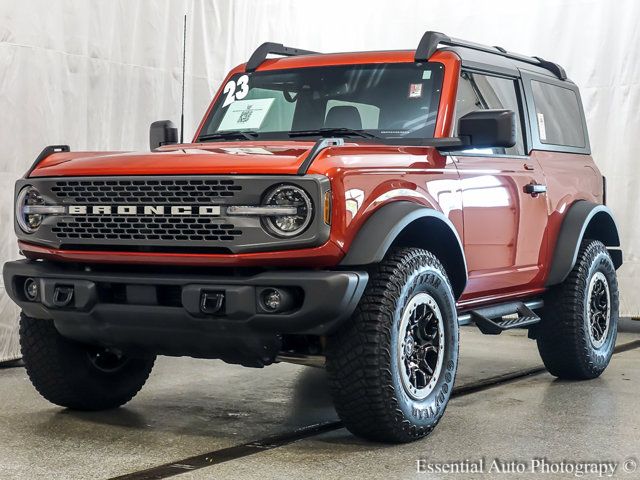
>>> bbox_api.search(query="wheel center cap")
[404,336,414,357]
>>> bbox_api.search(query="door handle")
[523,182,547,196]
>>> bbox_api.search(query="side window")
[530,80,585,148]
[454,72,525,156]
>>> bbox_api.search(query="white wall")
[1,0,638,359]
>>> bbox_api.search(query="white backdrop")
[1,0,638,360]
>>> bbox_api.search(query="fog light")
[259,287,298,313]
[23,278,39,301]
[262,288,282,311]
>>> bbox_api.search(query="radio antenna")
[179,14,187,144]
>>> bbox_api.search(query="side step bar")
[458,299,543,335]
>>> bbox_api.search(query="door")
[452,71,549,301]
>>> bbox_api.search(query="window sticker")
[537,112,547,141]
[217,98,275,131]
[409,83,423,98]
[222,74,250,107]
[422,70,432,80]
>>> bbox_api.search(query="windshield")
[197,63,444,142]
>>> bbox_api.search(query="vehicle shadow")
[36,362,339,442]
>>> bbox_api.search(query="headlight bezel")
[261,184,314,238]
[15,186,45,234]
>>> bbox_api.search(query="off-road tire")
[20,314,156,410]
[536,240,619,379]
[326,247,459,443]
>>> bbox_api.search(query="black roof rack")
[415,31,567,80]
[246,42,319,72]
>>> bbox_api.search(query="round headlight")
[262,184,313,238]
[16,186,45,233]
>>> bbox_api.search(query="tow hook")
[200,291,225,315]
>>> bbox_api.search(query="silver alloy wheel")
[587,271,611,349]
[397,292,445,400]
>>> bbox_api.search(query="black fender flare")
[545,200,622,287]
[340,201,468,298]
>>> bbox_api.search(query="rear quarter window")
[531,80,585,148]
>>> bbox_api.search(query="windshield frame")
[195,61,446,145]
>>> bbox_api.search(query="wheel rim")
[87,347,128,373]
[397,292,445,400]
[587,271,611,349]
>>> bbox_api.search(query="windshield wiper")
[288,128,380,139]
[197,131,259,142]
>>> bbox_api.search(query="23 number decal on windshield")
[222,74,250,107]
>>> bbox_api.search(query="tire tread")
[327,247,456,442]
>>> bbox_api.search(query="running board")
[458,299,543,335]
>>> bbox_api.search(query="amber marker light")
[324,191,332,225]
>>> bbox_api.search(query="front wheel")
[20,314,156,410]
[326,247,459,443]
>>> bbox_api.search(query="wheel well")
[390,217,467,299]
[546,201,622,286]
[583,210,620,247]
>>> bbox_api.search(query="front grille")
[18,174,329,253]
[51,216,242,243]
[50,178,242,204]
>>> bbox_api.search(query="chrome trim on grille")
[226,205,298,216]
[23,205,66,215]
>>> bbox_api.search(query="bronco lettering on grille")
[67,205,222,216]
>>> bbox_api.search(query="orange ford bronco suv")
[3,31,622,443]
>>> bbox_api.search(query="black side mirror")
[457,109,516,149]
[150,120,178,150]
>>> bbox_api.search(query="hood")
[29,141,320,177]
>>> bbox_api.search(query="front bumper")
[3,260,367,366]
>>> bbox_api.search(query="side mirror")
[457,109,516,149]
[150,120,178,150]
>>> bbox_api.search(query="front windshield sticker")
[222,74,250,107]
[217,98,275,131]
[409,83,423,98]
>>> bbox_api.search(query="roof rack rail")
[415,31,567,81]
[246,42,319,72]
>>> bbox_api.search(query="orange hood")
[28,141,321,177]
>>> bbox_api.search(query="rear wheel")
[326,248,459,443]
[20,314,155,410]
[536,240,619,379]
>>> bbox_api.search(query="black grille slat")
[51,215,241,243]
[51,179,242,204]
[47,178,246,247]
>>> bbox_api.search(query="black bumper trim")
[3,260,368,364]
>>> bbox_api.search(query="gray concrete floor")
[0,328,638,479]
